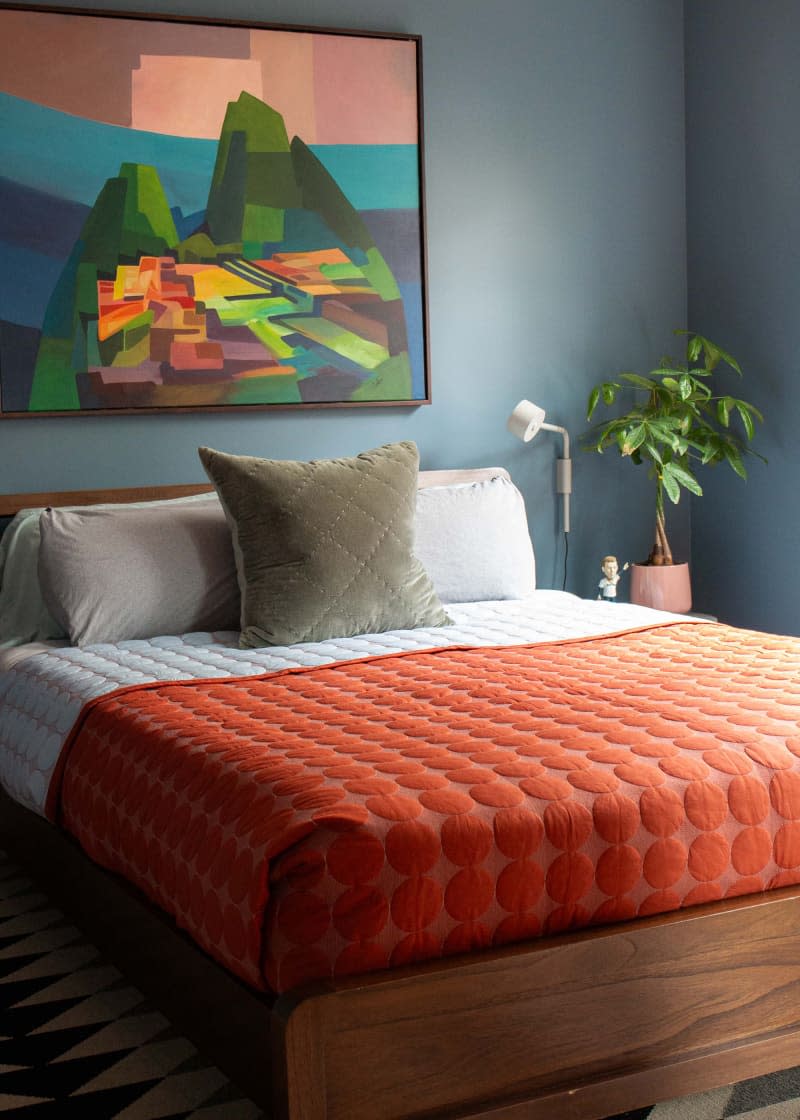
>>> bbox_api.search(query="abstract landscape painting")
[0,8,428,414]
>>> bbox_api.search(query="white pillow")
[0,492,221,649]
[414,476,535,603]
[0,509,64,649]
[38,499,240,647]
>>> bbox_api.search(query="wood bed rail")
[0,468,510,518]
[0,483,213,517]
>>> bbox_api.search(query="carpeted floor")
[2,850,799,1120]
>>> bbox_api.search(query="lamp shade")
[507,399,547,442]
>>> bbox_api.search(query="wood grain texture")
[0,483,213,516]
[0,468,509,517]
[274,888,800,1119]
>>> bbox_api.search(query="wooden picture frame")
[0,5,430,416]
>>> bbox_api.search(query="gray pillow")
[199,441,451,648]
[38,499,240,646]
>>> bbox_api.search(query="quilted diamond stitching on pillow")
[199,441,450,648]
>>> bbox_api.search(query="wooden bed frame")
[3,482,800,1120]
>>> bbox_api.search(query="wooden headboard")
[0,468,510,519]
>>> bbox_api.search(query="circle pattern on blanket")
[56,623,800,995]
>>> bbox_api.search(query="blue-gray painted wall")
[686,0,800,632]
[0,0,688,599]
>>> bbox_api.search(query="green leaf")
[678,375,693,400]
[621,373,659,390]
[723,444,747,479]
[602,383,617,405]
[642,441,663,465]
[736,403,755,440]
[686,335,702,363]
[714,342,742,375]
[622,423,647,454]
[587,386,600,419]
[665,461,703,496]
[661,377,680,392]
[661,469,681,503]
[717,397,732,426]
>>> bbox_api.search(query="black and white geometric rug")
[2,849,800,1120]
[0,852,264,1118]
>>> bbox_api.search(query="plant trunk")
[647,484,674,566]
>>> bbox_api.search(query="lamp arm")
[541,423,572,533]
[541,422,570,460]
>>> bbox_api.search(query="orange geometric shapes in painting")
[731,826,773,875]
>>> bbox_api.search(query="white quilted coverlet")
[0,592,681,816]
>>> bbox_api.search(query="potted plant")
[585,331,763,611]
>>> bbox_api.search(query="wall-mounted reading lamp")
[507,400,572,533]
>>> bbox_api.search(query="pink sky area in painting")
[1,11,417,144]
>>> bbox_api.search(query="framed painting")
[0,5,429,415]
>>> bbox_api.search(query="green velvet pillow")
[198,441,451,648]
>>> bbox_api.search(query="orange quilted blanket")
[52,622,800,993]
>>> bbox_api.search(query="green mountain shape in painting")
[29,163,178,410]
[27,94,412,411]
[204,91,300,247]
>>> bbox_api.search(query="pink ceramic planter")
[630,562,692,614]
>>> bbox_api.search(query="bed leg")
[271,995,328,1120]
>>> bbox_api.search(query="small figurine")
[597,555,629,601]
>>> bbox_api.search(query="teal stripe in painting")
[313,146,419,211]
[0,93,419,214]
